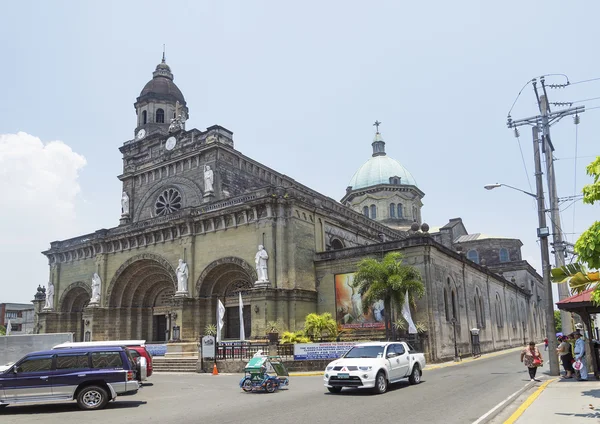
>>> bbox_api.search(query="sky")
[1,1,598,305]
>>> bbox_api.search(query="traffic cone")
[212,363,219,375]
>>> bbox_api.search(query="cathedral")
[38,57,546,361]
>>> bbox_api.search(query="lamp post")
[484,126,559,376]
[451,317,460,362]
[522,321,526,346]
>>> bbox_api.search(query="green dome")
[348,155,418,190]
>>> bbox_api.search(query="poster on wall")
[334,273,385,329]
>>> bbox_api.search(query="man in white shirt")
[573,332,588,381]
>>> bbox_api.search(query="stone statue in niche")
[121,191,130,216]
[44,281,54,310]
[255,245,269,283]
[176,259,189,294]
[90,273,102,304]
[204,165,214,193]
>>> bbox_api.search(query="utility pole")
[507,78,584,336]
[532,125,560,376]
[534,77,576,334]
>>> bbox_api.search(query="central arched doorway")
[197,258,256,339]
[107,254,177,341]
[59,282,91,341]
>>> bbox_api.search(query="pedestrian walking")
[556,336,574,379]
[521,341,543,382]
[544,337,549,351]
[572,331,588,381]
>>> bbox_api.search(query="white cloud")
[0,132,86,301]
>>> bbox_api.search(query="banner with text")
[293,342,356,360]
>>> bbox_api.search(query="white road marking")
[472,382,531,424]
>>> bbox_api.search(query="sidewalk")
[506,378,600,423]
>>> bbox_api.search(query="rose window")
[155,188,182,216]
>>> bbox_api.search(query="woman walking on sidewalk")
[521,341,543,382]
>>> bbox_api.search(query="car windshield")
[344,346,384,359]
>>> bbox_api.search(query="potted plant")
[204,324,217,337]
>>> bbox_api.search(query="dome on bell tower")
[341,122,425,230]
[133,53,189,137]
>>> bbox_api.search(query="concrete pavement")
[502,378,600,423]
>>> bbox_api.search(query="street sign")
[202,335,215,358]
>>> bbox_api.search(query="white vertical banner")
[6,320,12,336]
[216,299,225,342]
[402,290,418,334]
[239,292,245,341]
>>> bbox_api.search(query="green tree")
[0,325,5,336]
[554,310,562,333]
[552,156,600,304]
[353,252,425,340]
[304,313,338,341]
[280,330,311,344]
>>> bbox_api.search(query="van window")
[91,352,123,369]
[56,354,89,370]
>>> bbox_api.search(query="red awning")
[556,288,595,305]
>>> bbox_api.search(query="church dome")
[347,131,417,190]
[137,57,186,105]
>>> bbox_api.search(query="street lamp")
[484,126,560,376]
[451,317,460,362]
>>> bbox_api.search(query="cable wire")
[568,77,600,86]
[514,134,534,193]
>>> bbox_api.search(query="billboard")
[334,273,385,329]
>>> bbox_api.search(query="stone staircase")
[152,357,198,373]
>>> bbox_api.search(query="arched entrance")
[197,257,256,339]
[59,282,91,341]
[107,254,177,341]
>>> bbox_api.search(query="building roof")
[136,57,186,106]
[1,303,34,310]
[454,233,510,243]
[556,288,594,306]
[347,131,418,190]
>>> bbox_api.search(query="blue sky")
[1,0,598,304]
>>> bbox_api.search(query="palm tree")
[551,263,600,298]
[353,252,425,340]
[304,313,338,341]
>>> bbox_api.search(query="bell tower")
[133,53,189,140]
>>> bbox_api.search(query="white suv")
[323,341,426,394]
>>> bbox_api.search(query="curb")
[472,381,535,424]
[503,378,555,424]
[289,372,323,376]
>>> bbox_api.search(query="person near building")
[544,337,549,351]
[572,331,588,381]
[556,335,574,379]
[521,341,543,382]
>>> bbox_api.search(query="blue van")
[0,346,140,410]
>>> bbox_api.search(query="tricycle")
[239,353,290,393]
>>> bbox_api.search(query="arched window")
[156,108,165,123]
[142,110,147,125]
[467,250,479,264]
[363,206,369,217]
[474,295,481,327]
[495,294,503,328]
[397,203,403,218]
[390,203,396,218]
[499,248,510,262]
[331,239,344,250]
[443,288,450,321]
[370,205,377,219]
[412,206,417,220]
[479,296,486,327]
[510,300,517,329]
[451,290,457,320]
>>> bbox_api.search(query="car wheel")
[327,387,342,394]
[373,371,388,394]
[77,385,109,410]
[264,380,276,393]
[409,365,421,385]
[241,378,253,392]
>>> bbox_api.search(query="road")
[1,347,552,424]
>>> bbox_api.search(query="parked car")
[0,346,140,410]
[53,340,153,381]
[323,341,426,394]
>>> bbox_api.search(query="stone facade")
[37,59,545,362]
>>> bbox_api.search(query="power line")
[515,134,534,193]
[568,77,600,86]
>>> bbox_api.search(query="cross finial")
[373,120,381,133]
[162,44,166,63]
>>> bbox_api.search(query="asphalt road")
[1,348,551,424]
